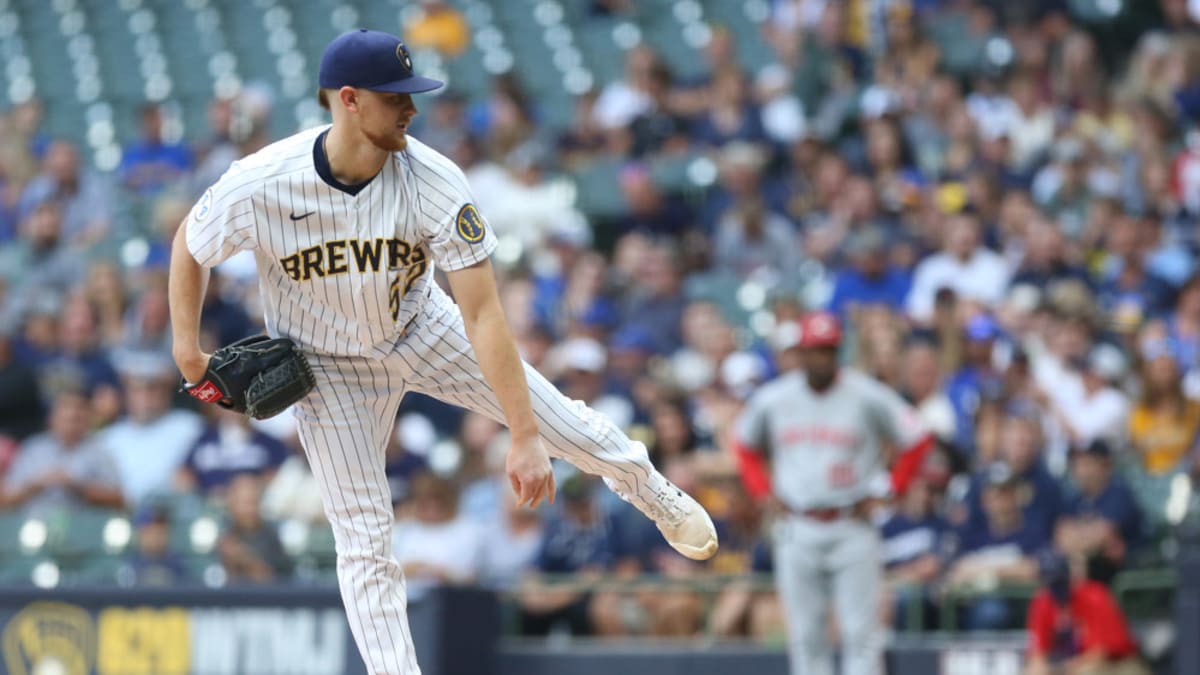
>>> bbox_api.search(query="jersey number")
[828,462,856,488]
[389,258,428,322]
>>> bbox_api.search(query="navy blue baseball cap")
[319,29,443,94]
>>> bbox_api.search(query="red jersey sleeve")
[1026,590,1058,657]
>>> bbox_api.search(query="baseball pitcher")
[168,29,717,674]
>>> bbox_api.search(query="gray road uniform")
[736,368,929,675]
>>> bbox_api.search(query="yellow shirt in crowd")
[1128,400,1200,474]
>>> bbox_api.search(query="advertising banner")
[0,587,363,675]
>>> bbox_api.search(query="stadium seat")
[46,507,130,563]
[0,512,29,559]
[570,155,628,221]
[0,556,54,587]
[64,555,125,586]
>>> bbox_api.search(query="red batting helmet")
[796,311,842,349]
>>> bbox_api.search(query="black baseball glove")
[181,335,315,420]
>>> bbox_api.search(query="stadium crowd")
[0,0,1197,650]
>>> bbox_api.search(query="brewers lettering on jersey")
[168,29,718,675]
[735,311,932,675]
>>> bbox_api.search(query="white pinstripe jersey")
[186,125,497,358]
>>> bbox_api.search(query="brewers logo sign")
[2,602,95,675]
[456,204,486,244]
[0,603,346,675]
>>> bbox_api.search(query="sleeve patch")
[455,203,486,244]
[193,188,213,222]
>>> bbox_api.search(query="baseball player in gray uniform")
[168,29,717,675]
[735,311,933,675]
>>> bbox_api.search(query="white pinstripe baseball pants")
[292,287,670,675]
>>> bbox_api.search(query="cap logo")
[396,44,412,71]
[811,315,833,336]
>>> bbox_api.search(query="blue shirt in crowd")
[881,513,949,570]
[963,463,1063,543]
[1064,479,1143,550]
[536,505,627,574]
[182,426,291,495]
[952,517,1049,560]
[826,265,912,319]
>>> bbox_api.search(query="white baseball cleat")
[645,483,719,561]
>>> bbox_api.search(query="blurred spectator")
[190,97,238,193]
[383,438,430,517]
[10,99,49,159]
[1056,441,1143,580]
[899,339,957,444]
[826,225,912,321]
[119,104,193,197]
[0,388,124,515]
[1004,72,1055,173]
[478,485,544,592]
[1096,214,1175,325]
[18,140,112,246]
[881,470,950,631]
[414,90,468,158]
[668,302,737,392]
[0,202,85,315]
[83,261,130,346]
[959,410,1063,543]
[906,213,1010,323]
[100,352,203,506]
[556,90,607,168]
[1037,344,1130,451]
[118,273,173,358]
[40,292,122,423]
[197,271,256,351]
[616,165,694,237]
[0,321,42,440]
[628,62,689,158]
[592,46,660,130]
[393,473,484,600]
[217,474,291,583]
[863,116,923,216]
[713,195,800,280]
[589,462,706,637]
[260,444,327,525]
[1127,341,1200,475]
[1024,551,1149,675]
[1139,216,1193,287]
[1011,219,1089,290]
[175,406,291,503]
[691,66,766,148]
[403,0,469,57]
[516,474,628,636]
[705,478,779,639]
[615,239,686,354]
[546,337,634,432]
[946,462,1047,631]
[944,314,1005,459]
[647,398,700,467]
[123,503,188,587]
[453,411,502,520]
[12,289,62,365]
[1167,274,1200,374]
